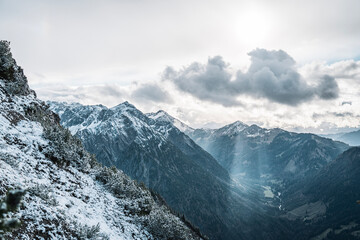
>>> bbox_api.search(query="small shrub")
[72,222,109,240]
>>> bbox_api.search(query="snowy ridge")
[147,110,194,134]
[0,41,203,240]
[48,101,168,148]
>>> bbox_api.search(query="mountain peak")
[147,110,194,133]
[110,101,137,111]
[156,109,170,116]
[216,120,248,135]
[232,120,248,126]
[149,110,174,122]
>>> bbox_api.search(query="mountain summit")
[147,110,194,133]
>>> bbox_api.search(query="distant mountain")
[188,121,349,182]
[322,130,360,146]
[0,40,202,240]
[143,111,360,239]
[50,101,291,240]
[187,117,360,240]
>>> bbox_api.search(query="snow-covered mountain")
[50,101,298,240]
[49,101,229,181]
[0,41,204,240]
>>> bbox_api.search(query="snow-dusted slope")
[147,110,194,134]
[0,41,203,240]
[49,101,169,148]
[0,111,151,239]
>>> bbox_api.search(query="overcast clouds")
[1,0,360,133]
[163,49,339,106]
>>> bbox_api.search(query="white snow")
[0,94,152,239]
[147,110,194,134]
[263,186,275,198]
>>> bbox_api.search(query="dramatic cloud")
[131,83,173,103]
[163,56,241,106]
[163,49,340,106]
[316,75,339,100]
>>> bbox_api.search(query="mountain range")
[49,99,360,239]
[49,101,289,240]
[187,121,347,178]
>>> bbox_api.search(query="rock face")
[0,41,204,240]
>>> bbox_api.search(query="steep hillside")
[281,147,360,239]
[0,40,203,240]
[146,110,229,181]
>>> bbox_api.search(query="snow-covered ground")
[0,93,153,239]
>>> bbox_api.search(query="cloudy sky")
[1,0,360,133]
